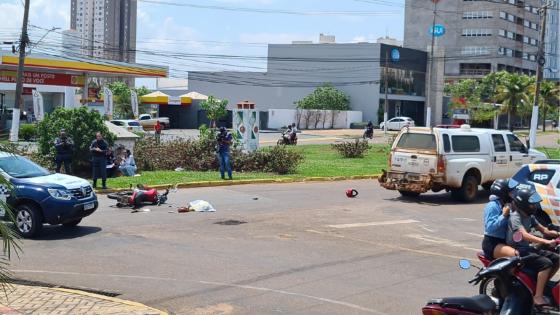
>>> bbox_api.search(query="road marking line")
[327,219,419,229]
[12,270,387,315]
[454,218,476,222]
[465,232,483,238]
[305,230,469,260]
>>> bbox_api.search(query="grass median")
[105,144,558,189]
[106,144,389,189]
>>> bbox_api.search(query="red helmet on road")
[346,189,359,198]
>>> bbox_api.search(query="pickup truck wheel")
[15,204,43,238]
[62,218,82,227]
[399,190,420,198]
[453,175,478,202]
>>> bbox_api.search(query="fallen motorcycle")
[107,184,169,209]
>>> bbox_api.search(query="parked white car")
[378,125,547,202]
[379,117,415,131]
[110,120,144,133]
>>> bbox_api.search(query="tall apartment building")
[70,0,137,63]
[544,1,559,80]
[404,0,543,79]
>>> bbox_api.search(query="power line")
[138,0,401,16]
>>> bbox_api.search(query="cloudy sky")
[0,0,406,87]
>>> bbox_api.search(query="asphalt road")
[11,181,492,315]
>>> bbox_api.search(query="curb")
[97,175,380,194]
[53,287,169,315]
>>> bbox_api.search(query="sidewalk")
[0,284,167,315]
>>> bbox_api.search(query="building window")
[462,29,493,37]
[463,11,493,19]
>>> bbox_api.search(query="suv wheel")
[62,218,82,227]
[452,175,478,202]
[399,190,420,198]
[15,204,43,238]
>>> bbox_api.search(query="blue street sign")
[429,24,446,37]
[391,48,400,62]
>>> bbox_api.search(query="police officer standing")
[90,132,109,189]
[54,129,73,174]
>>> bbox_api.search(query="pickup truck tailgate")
[391,132,438,174]
[392,152,437,174]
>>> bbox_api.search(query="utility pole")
[383,50,389,135]
[426,0,438,127]
[9,0,31,142]
[528,1,550,149]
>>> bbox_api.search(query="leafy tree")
[295,84,350,128]
[496,73,532,131]
[200,95,228,128]
[37,107,116,172]
[539,81,560,131]
[107,82,151,119]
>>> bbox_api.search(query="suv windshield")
[396,133,436,150]
[0,155,50,178]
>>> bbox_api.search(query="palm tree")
[0,144,22,291]
[496,73,532,131]
[539,81,560,131]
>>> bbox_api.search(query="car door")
[506,134,531,169]
[391,118,403,130]
[490,134,510,179]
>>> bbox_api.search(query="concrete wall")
[268,109,362,129]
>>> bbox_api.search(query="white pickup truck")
[378,125,547,202]
[138,114,170,130]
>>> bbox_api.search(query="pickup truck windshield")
[396,133,436,150]
[0,156,50,178]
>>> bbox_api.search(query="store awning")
[140,91,170,105]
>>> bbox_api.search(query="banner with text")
[0,70,85,87]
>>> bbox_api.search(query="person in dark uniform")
[90,132,109,189]
[54,129,73,174]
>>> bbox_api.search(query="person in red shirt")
[154,120,162,144]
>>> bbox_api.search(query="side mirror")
[459,259,471,270]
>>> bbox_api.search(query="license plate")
[84,203,95,210]
[408,161,419,166]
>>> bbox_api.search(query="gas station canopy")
[0,51,168,87]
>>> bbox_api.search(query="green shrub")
[332,139,370,158]
[37,107,115,172]
[135,137,304,175]
[264,146,303,174]
[19,124,37,141]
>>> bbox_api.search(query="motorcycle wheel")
[107,192,130,200]
[277,139,284,146]
[479,276,503,307]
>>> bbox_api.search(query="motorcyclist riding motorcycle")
[278,125,297,145]
[363,121,374,139]
[506,187,559,308]
[482,179,517,261]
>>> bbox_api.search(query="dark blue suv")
[0,153,98,238]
